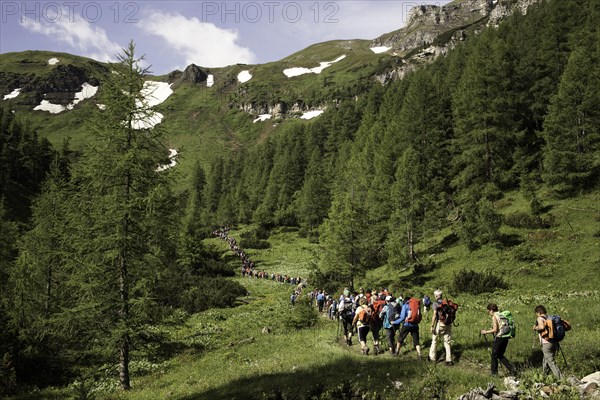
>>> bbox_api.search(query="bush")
[452,269,509,295]
[413,259,438,275]
[180,277,248,314]
[240,228,271,249]
[284,297,318,330]
[504,212,555,229]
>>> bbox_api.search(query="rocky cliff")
[372,0,542,83]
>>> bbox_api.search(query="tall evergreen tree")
[49,41,177,389]
[542,47,600,193]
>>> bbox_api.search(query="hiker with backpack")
[338,290,355,346]
[370,293,386,355]
[480,303,516,376]
[423,295,432,313]
[353,297,372,355]
[381,295,400,355]
[532,305,569,379]
[395,296,423,359]
[429,290,455,365]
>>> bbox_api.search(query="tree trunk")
[119,253,131,390]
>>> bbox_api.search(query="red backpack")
[406,298,422,324]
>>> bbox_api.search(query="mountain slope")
[0,0,541,174]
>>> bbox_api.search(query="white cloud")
[20,16,122,62]
[138,11,256,68]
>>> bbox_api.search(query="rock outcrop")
[167,64,208,86]
[372,0,542,84]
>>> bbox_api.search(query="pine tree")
[542,47,600,193]
[49,41,177,390]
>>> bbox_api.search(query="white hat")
[434,290,443,298]
[385,295,392,301]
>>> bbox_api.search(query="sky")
[0,0,451,75]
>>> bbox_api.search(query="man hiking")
[395,296,422,360]
[429,290,453,365]
[480,303,516,376]
[380,295,398,355]
[338,290,355,346]
[533,305,563,379]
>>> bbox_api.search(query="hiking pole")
[481,332,491,356]
[558,343,569,369]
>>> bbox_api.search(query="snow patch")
[300,110,324,120]
[67,83,98,110]
[253,114,271,123]
[207,74,214,87]
[157,149,178,172]
[238,70,252,83]
[283,55,346,78]
[34,100,66,114]
[34,82,98,113]
[370,46,391,54]
[131,111,164,130]
[48,58,59,65]
[3,88,21,100]
[139,81,173,108]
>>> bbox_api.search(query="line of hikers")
[213,227,569,379]
[323,287,570,378]
[213,227,306,288]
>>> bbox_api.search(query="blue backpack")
[545,315,571,342]
[423,295,431,307]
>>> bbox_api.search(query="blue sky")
[1,1,450,75]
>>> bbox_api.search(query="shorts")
[358,325,370,342]
[397,324,420,347]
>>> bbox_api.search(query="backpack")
[543,315,571,342]
[406,298,422,324]
[371,299,386,322]
[358,305,372,324]
[423,295,432,307]
[387,302,402,325]
[497,310,516,339]
[436,299,459,325]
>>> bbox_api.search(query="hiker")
[380,295,397,355]
[480,303,515,376]
[329,298,338,320]
[429,290,453,365]
[423,294,432,313]
[317,290,325,312]
[532,305,562,379]
[370,293,386,355]
[353,297,372,355]
[338,291,355,346]
[395,296,422,359]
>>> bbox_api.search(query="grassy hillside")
[15,189,596,400]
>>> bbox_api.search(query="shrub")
[412,259,438,275]
[180,277,248,314]
[284,297,318,330]
[452,269,509,295]
[240,228,271,249]
[504,212,555,229]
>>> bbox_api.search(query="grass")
[11,189,600,400]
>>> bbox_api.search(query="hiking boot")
[446,361,454,366]
[366,347,370,356]
[373,346,381,355]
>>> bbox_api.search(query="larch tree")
[56,41,177,390]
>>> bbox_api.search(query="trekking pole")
[481,332,491,356]
[558,343,569,369]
